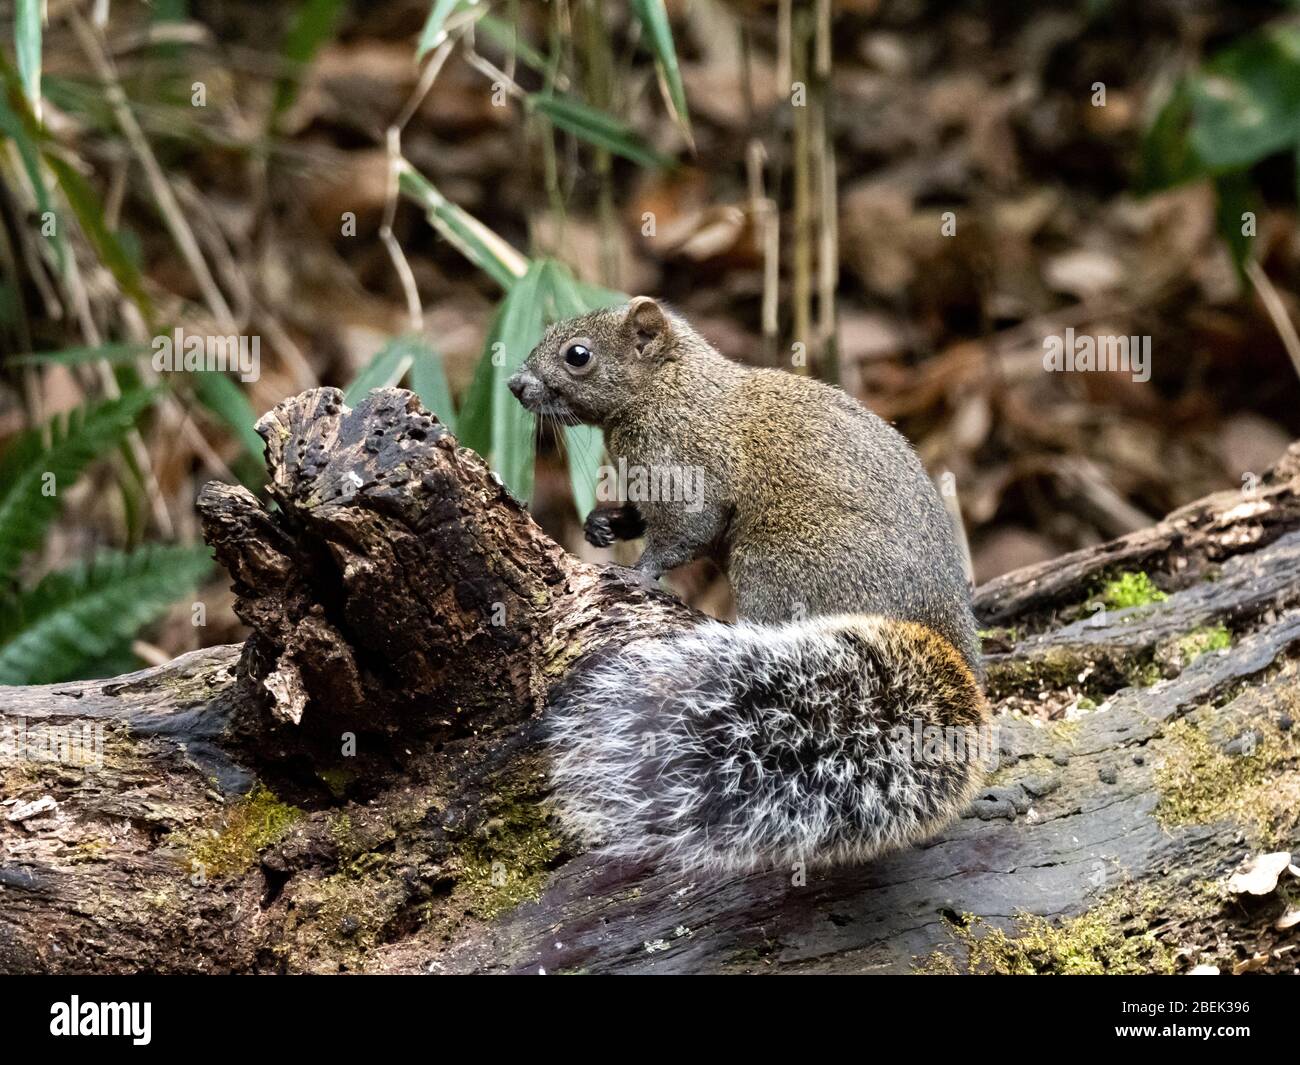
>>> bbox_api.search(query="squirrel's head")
[508,297,676,427]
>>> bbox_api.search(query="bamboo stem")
[1246,260,1300,384]
[813,0,838,383]
[790,8,812,375]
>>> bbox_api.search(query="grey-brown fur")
[509,298,985,871]
[510,297,978,671]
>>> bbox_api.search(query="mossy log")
[1,387,1297,974]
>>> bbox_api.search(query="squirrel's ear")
[627,296,668,355]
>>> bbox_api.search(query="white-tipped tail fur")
[549,615,988,873]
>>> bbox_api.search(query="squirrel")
[507,297,987,873]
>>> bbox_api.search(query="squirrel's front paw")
[584,503,647,548]
[584,509,618,548]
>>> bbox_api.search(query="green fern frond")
[0,545,213,685]
[0,390,155,585]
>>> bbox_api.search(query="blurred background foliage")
[2,0,1300,684]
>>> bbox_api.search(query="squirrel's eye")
[562,338,595,375]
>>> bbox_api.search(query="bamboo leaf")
[15,0,41,124]
[0,64,66,271]
[477,14,551,75]
[529,94,673,169]
[417,0,479,60]
[408,341,458,434]
[43,152,153,316]
[397,161,528,291]
[458,262,549,501]
[487,263,548,501]
[346,334,459,433]
[11,342,151,367]
[561,421,602,521]
[272,0,346,123]
[190,371,263,462]
[344,335,419,405]
[630,0,692,143]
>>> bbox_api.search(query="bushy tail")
[548,615,988,873]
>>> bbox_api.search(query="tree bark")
[1,387,1297,974]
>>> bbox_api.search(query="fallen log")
[1,387,1297,974]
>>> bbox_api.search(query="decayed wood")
[975,446,1300,628]
[1,386,1297,974]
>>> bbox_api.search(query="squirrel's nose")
[509,368,542,401]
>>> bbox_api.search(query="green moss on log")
[1154,718,1299,845]
[1173,624,1232,665]
[1099,571,1167,610]
[918,888,1182,975]
[452,764,561,920]
[189,785,302,877]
